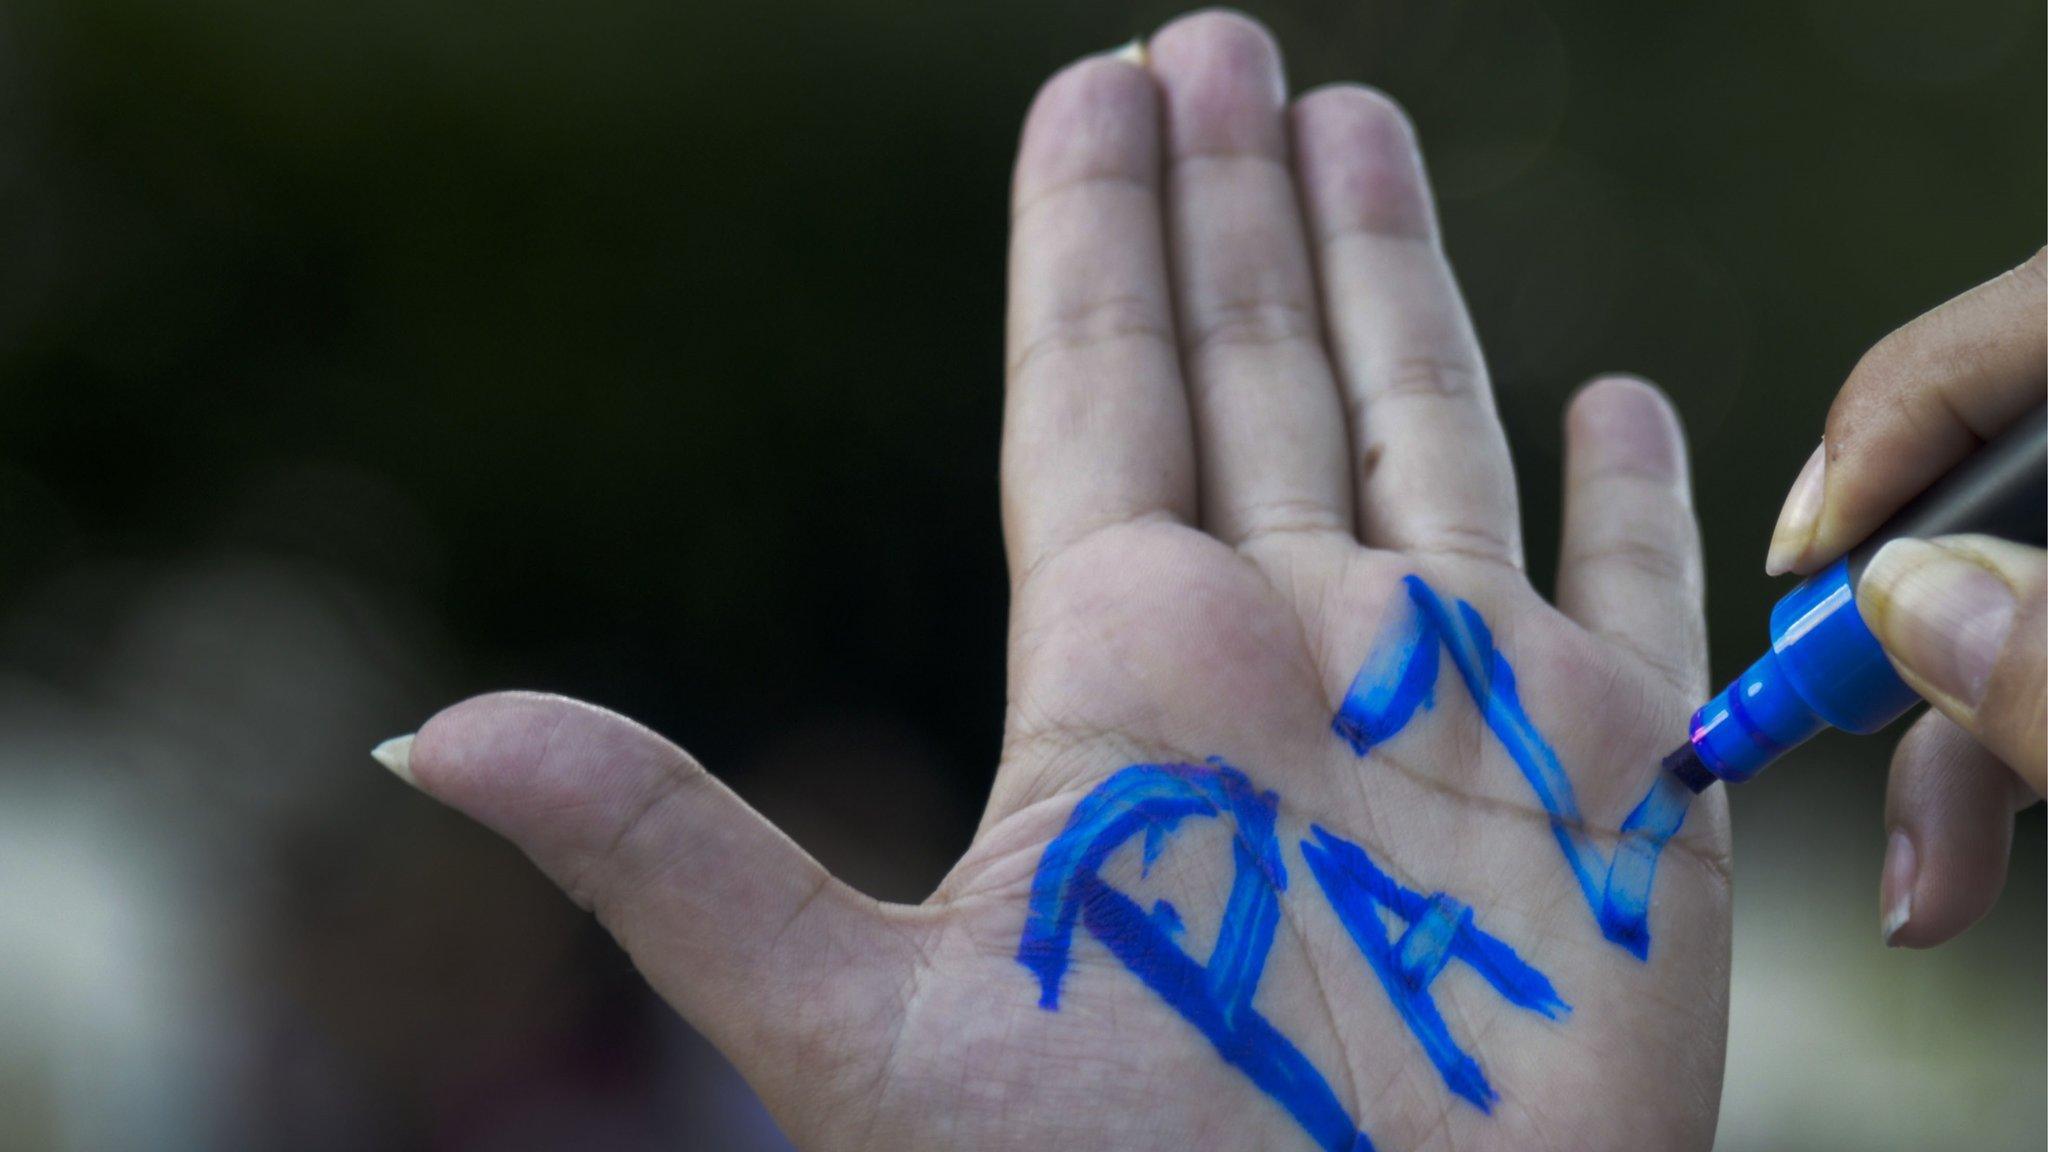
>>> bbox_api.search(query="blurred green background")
[0,1,2039,1149]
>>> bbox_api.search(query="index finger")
[1770,248,2046,576]
[1002,48,1198,586]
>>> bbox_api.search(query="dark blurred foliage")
[1,0,2041,777]
[0,1,2039,1149]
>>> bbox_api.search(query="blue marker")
[1667,406,2047,790]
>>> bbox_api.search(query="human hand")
[380,13,1731,1150]
[1762,249,2045,948]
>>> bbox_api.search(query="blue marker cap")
[1686,559,1918,784]
[1671,405,2046,790]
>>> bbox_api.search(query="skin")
[398,13,1733,1150]
[1763,247,2045,949]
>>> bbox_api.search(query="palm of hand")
[893,524,1727,1152]
[404,13,1731,1152]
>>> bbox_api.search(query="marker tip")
[1660,742,1717,794]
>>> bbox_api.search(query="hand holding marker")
[1667,251,2045,948]
[1666,408,2045,788]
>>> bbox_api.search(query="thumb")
[378,691,913,1101]
[1860,535,2047,792]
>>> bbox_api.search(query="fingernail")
[1765,442,1825,576]
[371,734,417,786]
[1109,38,1149,68]
[1861,539,2016,709]
[1880,828,1916,945]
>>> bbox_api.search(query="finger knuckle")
[1368,353,1486,405]
[1568,534,1698,589]
[1015,60,1157,207]
[1007,293,1172,381]
[1413,520,1522,570]
[1186,296,1319,357]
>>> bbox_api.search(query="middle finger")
[1293,85,1523,571]
[1150,12,1353,550]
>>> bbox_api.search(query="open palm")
[396,13,1731,1152]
